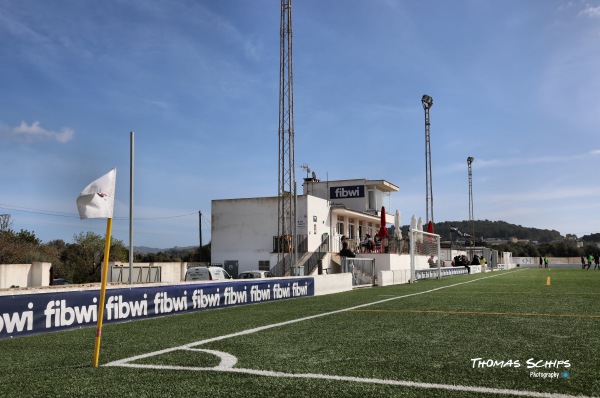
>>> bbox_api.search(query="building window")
[337,216,345,236]
[368,190,375,210]
[348,218,356,239]
[259,260,270,271]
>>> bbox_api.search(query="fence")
[340,257,375,287]
[110,266,161,283]
[416,266,467,280]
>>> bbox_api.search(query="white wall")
[212,195,335,274]
[0,262,52,288]
[356,253,412,277]
[211,196,280,273]
[313,273,352,295]
[303,195,332,250]
[378,270,411,286]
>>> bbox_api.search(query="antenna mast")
[422,94,434,229]
[467,156,475,241]
[277,0,296,272]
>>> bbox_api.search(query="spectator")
[339,241,356,258]
[361,234,374,252]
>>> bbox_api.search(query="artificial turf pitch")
[1,268,598,398]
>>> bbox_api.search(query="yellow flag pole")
[93,217,113,367]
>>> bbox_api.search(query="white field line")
[103,270,597,398]
[105,271,515,367]
[112,360,593,398]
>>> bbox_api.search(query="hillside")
[134,245,197,254]
[401,220,563,243]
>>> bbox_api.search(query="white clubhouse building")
[211,177,422,279]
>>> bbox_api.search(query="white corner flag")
[76,168,116,219]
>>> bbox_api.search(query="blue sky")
[1,0,599,248]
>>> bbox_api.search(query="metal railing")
[110,266,161,283]
[416,267,467,280]
[270,235,308,277]
[341,257,375,287]
[296,235,329,276]
[272,234,308,253]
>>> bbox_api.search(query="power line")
[0,203,197,221]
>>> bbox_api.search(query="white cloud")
[8,121,74,143]
[579,5,600,18]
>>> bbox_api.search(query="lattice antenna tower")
[277,0,297,269]
[422,94,434,227]
[467,156,475,241]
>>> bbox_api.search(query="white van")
[185,266,232,281]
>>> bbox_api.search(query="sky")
[1,0,599,249]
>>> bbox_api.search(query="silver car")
[237,270,272,279]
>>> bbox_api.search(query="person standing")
[581,256,586,269]
[594,254,599,270]
[539,256,543,269]
[544,256,549,269]
[339,241,356,258]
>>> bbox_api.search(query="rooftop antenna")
[300,163,311,178]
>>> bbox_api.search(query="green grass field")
[1,268,599,398]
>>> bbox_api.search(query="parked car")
[185,266,232,281]
[52,278,71,285]
[237,270,272,279]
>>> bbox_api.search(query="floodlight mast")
[467,156,475,243]
[277,0,297,273]
[422,94,434,229]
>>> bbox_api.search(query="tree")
[0,214,13,232]
[193,243,211,262]
[0,228,56,264]
[67,231,127,283]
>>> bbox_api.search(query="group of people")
[452,254,486,267]
[538,256,549,268]
[339,234,382,258]
[451,254,486,274]
[581,254,600,270]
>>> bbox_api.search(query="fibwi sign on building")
[329,185,365,199]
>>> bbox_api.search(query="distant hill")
[401,220,563,243]
[134,245,197,254]
[581,233,600,242]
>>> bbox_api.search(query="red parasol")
[427,220,434,234]
[377,206,389,239]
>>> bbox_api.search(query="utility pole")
[128,131,134,284]
[422,94,434,231]
[467,156,475,244]
[277,0,297,274]
[198,211,203,247]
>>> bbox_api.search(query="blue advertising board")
[0,278,314,339]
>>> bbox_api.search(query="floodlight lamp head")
[421,94,433,109]
[467,156,474,164]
